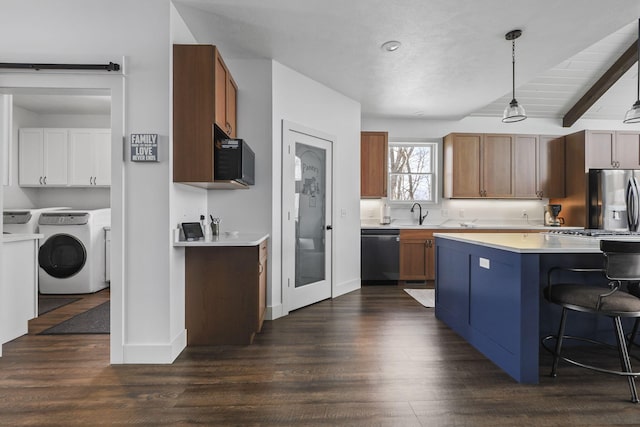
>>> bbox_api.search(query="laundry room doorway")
[0,71,125,363]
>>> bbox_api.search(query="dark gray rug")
[38,297,80,316]
[39,301,110,335]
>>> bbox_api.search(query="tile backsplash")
[361,198,548,225]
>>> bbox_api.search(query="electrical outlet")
[522,209,528,217]
[441,209,448,217]
[340,208,347,218]
[459,209,465,218]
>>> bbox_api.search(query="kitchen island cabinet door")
[360,131,388,198]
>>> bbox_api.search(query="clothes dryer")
[3,207,69,234]
[38,208,110,294]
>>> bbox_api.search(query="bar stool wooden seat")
[542,240,640,403]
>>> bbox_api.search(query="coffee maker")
[544,204,563,226]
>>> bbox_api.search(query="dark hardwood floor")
[1,286,639,425]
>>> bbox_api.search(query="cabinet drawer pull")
[43,176,47,185]
[39,176,43,185]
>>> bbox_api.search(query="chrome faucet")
[410,203,429,225]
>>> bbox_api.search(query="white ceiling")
[3,88,111,115]
[175,0,640,122]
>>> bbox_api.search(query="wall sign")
[130,133,158,162]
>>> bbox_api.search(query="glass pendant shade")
[503,29,526,123]
[624,100,640,123]
[502,99,526,123]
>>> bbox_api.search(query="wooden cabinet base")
[185,243,267,345]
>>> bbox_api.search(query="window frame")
[387,141,438,204]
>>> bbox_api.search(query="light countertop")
[2,233,43,243]
[433,232,616,254]
[174,231,269,247]
[361,219,581,231]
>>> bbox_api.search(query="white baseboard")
[121,329,187,364]
[333,277,360,298]
[266,303,284,320]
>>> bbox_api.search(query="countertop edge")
[173,232,269,247]
[2,233,43,243]
[433,232,602,254]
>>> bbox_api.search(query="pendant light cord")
[636,18,640,102]
[512,38,516,101]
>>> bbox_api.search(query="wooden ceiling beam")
[563,39,638,128]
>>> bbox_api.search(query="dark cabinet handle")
[326,225,333,230]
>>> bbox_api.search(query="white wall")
[361,115,640,225]
[272,61,362,316]
[1,0,190,363]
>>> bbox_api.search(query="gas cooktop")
[546,229,640,238]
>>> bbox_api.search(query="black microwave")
[214,138,255,185]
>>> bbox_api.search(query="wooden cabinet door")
[400,229,435,281]
[399,239,427,280]
[18,128,44,186]
[42,128,68,186]
[585,131,614,169]
[257,241,268,332]
[513,135,537,198]
[482,134,513,197]
[615,131,640,169]
[360,131,388,198]
[537,135,565,198]
[226,76,238,138]
[214,50,228,135]
[444,133,482,198]
[425,239,435,281]
[173,44,216,183]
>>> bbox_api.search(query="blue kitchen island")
[434,232,610,384]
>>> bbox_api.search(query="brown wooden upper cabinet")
[173,44,240,188]
[444,133,513,198]
[444,132,564,199]
[360,131,388,198]
[580,130,640,170]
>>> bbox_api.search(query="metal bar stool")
[542,240,640,403]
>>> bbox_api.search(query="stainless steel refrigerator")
[588,169,640,231]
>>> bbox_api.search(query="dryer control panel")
[39,213,89,226]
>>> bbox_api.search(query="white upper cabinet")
[68,129,111,186]
[19,128,110,188]
[19,128,68,186]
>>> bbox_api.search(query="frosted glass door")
[295,142,326,288]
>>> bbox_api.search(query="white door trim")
[281,120,335,315]
[0,66,126,363]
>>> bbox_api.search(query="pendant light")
[502,29,527,123]
[624,18,640,124]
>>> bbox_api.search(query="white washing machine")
[3,207,69,234]
[38,208,111,294]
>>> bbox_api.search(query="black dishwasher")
[361,228,400,283]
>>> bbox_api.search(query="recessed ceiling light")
[381,40,401,52]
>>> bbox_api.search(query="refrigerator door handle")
[626,177,640,232]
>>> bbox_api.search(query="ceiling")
[3,88,111,115]
[175,0,640,122]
